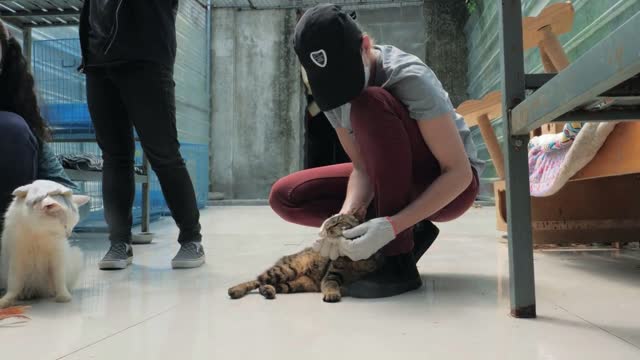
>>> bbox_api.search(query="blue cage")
[32,38,209,232]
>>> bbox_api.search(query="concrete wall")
[423,0,469,107]
[210,9,304,199]
[210,6,427,200]
[355,5,426,62]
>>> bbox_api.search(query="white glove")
[312,214,346,260]
[312,237,341,260]
[338,217,397,261]
[12,180,73,206]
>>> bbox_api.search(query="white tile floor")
[1,206,639,360]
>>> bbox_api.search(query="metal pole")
[23,27,32,72]
[498,0,537,318]
[141,154,150,233]
[206,0,214,194]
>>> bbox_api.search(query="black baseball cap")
[293,4,365,112]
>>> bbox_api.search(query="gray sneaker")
[171,242,205,269]
[99,243,133,270]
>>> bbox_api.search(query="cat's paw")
[55,292,72,303]
[322,292,342,303]
[228,287,246,299]
[259,285,276,300]
[0,298,13,309]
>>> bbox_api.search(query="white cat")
[0,180,90,308]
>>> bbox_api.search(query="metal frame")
[50,137,153,237]
[499,1,640,318]
[499,0,536,319]
[511,11,640,135]
[211,0,422,10]
[0,1,83,28]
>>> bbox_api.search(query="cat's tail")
[228,280,260,299]
[65,246,84,290]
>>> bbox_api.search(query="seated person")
[0,21,79,225]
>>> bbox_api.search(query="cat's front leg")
[51,253,72,303]
[321,271,342,303]
[0,292,18,308]
[0,261,25,308]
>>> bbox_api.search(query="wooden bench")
[458,2,640,246]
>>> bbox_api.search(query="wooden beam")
[522,1,574,51]
[456,91,502,126]
[477,113,505,179]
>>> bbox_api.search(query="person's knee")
[140,146,185,171]
[102,150,135,168]
[0,112,38,155]
[351,87,394,111]
[148,155,186,171]
[268,177,292,216]
[350,87,399,129]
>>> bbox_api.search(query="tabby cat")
[228,214,381,303]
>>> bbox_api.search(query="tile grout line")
[553,303,640,351]
[55,305,178,360]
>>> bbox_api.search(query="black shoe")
[412,220,439,263]
[345,252,422,299]
[99,242,133,270]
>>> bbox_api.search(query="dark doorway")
[303,99,349,169]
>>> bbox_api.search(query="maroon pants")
[269,87,479,256]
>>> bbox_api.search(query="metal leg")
[499,0,537,318]
[132,153,153,245]
[141,154,150,233]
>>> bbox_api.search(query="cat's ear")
[11,186,29,198]
[72,195,90,207]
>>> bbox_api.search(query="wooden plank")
[497,174,640,245]
[572,122,640,180]
[477,114,505,179]
[456,91,502,126]
[522,1,575,50]
[539,26,570,71]
[494,180,508,232]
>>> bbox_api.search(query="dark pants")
[269,88,479,256]
[0,111,38,219]
[85,62,201,244]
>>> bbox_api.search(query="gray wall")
[356,5,426,62]
[423,0,469,107]
[210,5,428,200]
[210,9,304,199]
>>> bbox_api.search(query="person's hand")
[312,237,341,260]
[12,180,72,206]
[338,217,397,261]
[312,214,347,260]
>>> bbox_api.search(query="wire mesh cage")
[32,38,210,232]
[33,38,94,138]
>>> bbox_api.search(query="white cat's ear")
[11,185,30,198]
[72,195,90,207]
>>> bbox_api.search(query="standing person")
[79,0,205,270]
[269,4,484,298]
